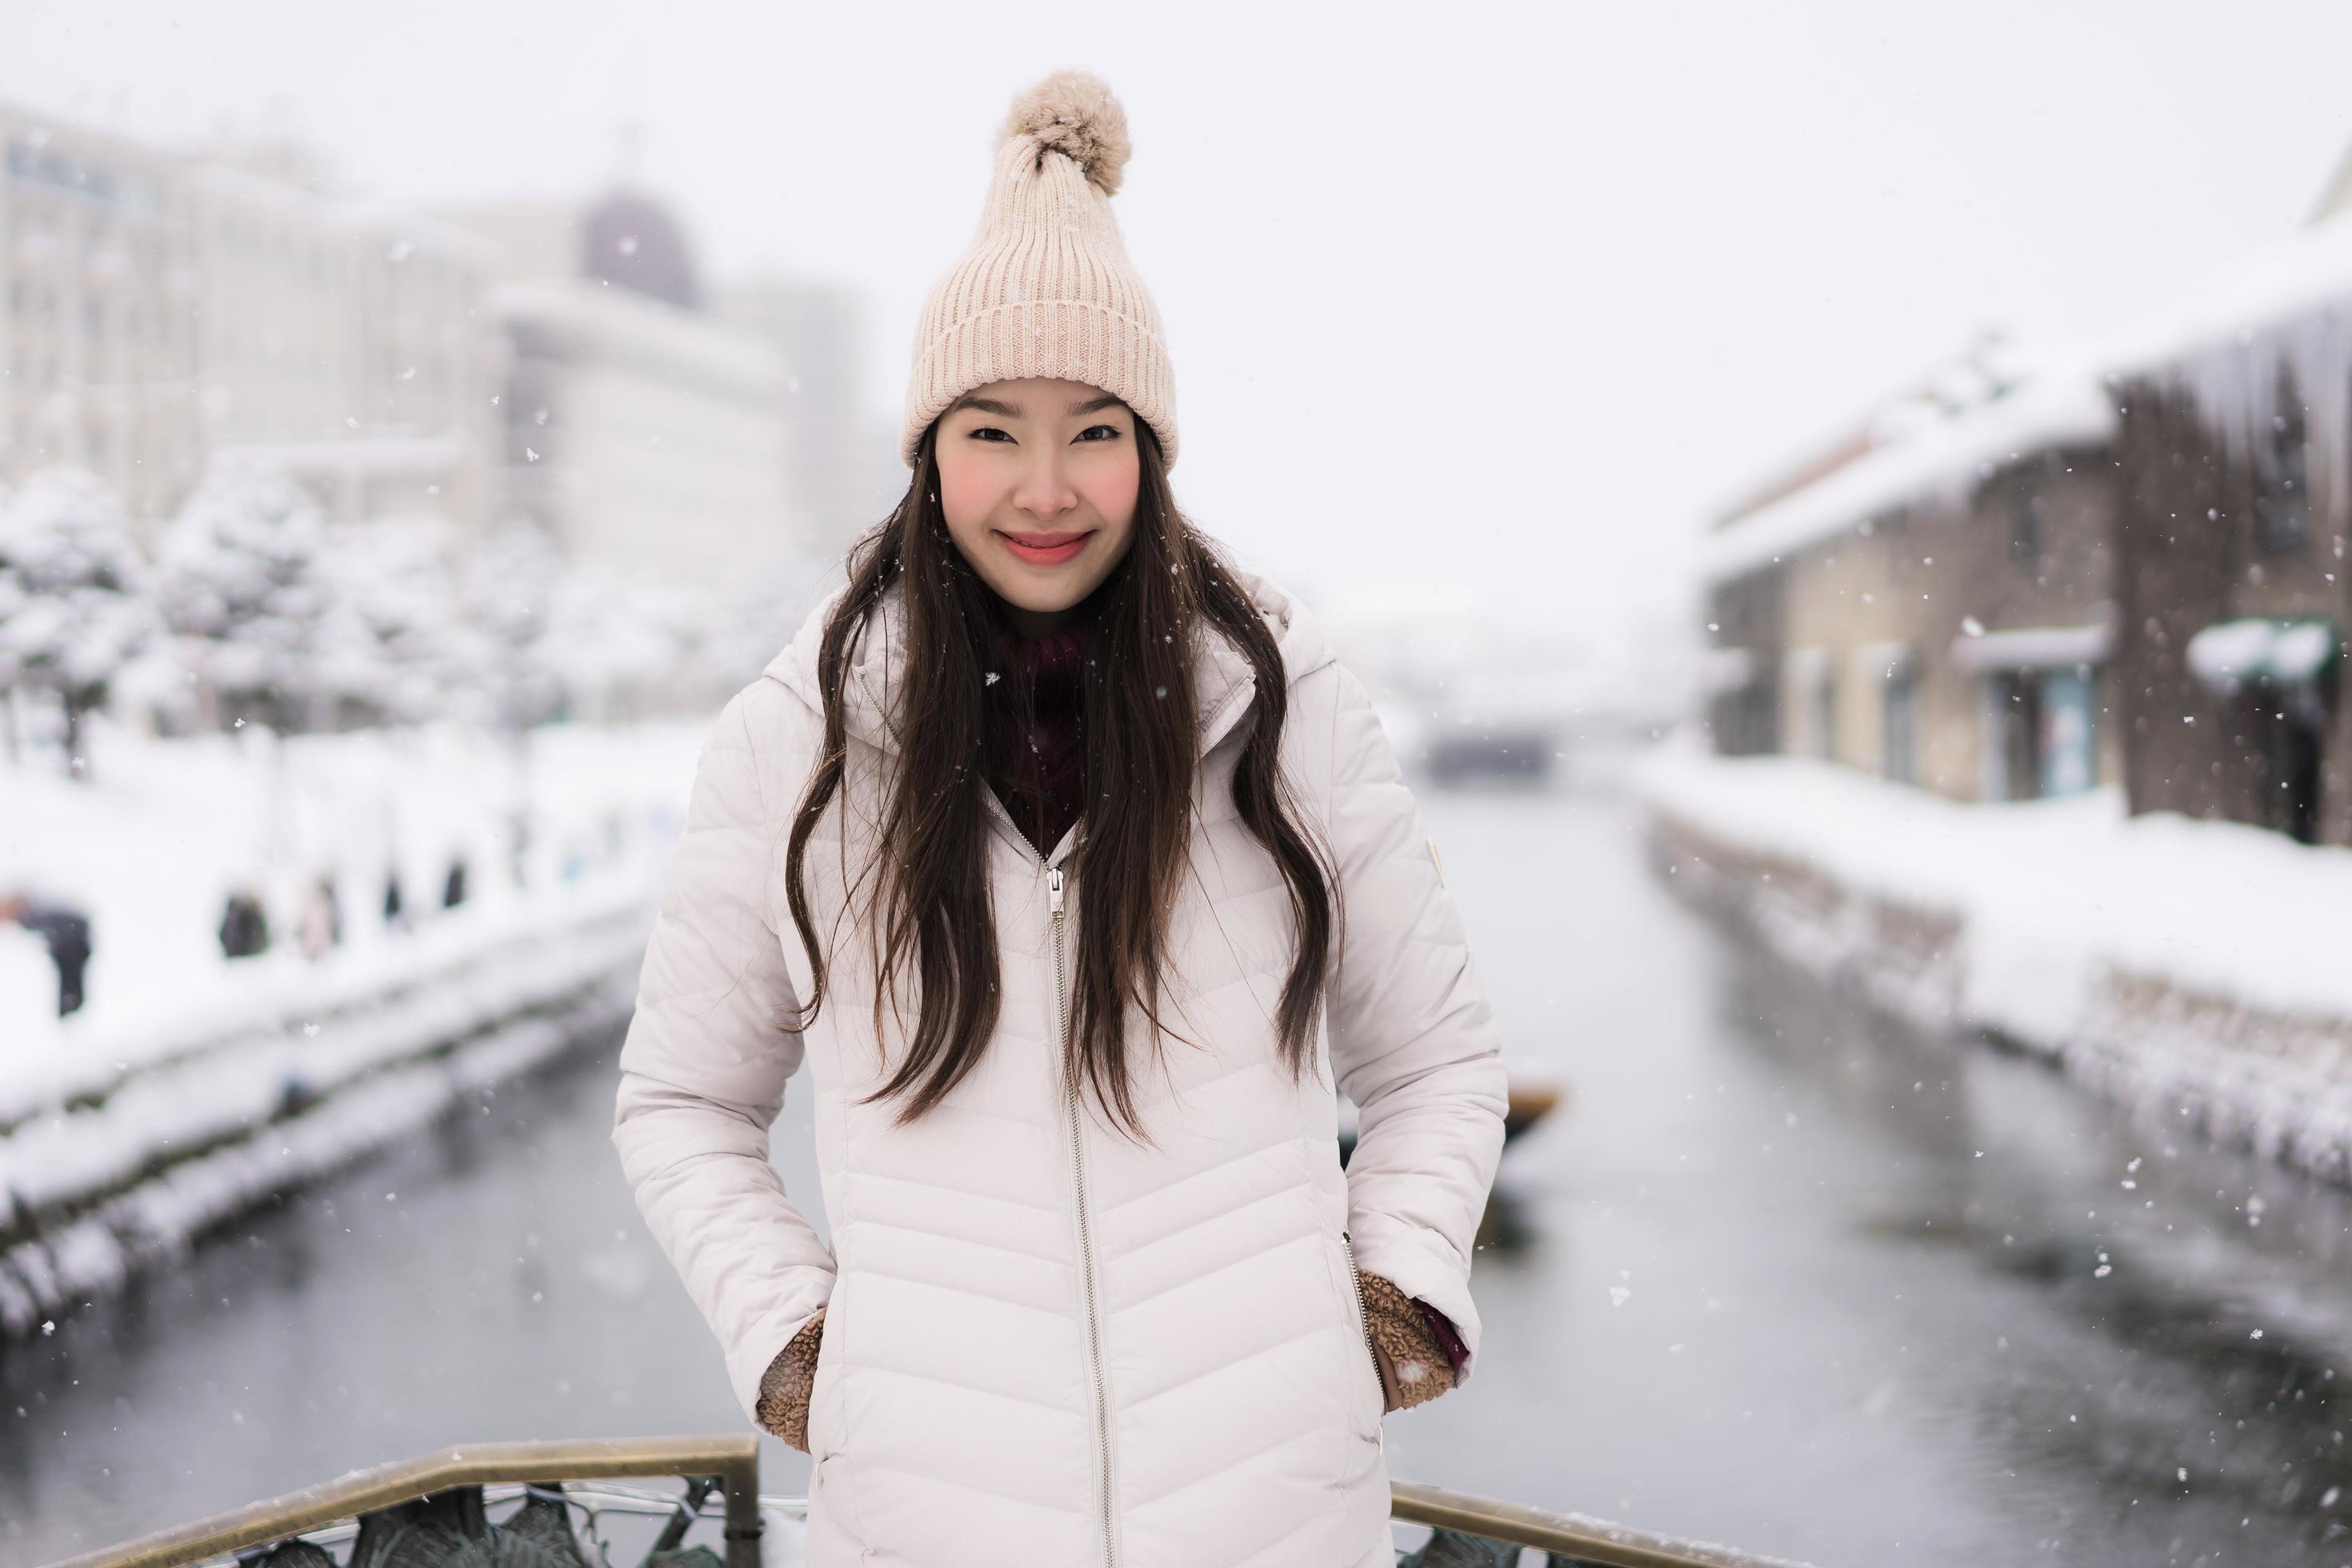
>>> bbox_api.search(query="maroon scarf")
[980,613,1091,859]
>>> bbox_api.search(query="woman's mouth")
[995,529,1091,567]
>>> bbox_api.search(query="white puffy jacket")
[611,567,1508,1567]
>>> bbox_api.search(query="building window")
[1785,648,1835,763]
[1988,671,2041,801]
[2257,381,2310,554]
[1983,665,2098,800]
[1884,661,1918,785]
[2010,491,2042,563]
[1816,670,1838,761]
[2038,666,2097,796]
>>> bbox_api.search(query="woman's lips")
[996,530,1091,566]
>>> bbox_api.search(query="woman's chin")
[986,566,1103,618]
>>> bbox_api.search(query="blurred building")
[0,104,202,537]
[1702,342,2122,801]
[439,191,799,594]
[716,274,906,546]
[187,152,504,530]
[0,104,504,544]
[1702,174,2352,847]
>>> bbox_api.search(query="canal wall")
[0,882,655,1341]
[1634,741,2352,1187]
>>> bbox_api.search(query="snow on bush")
[0,467,161,774]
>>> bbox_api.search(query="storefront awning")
[2186,618,2340,689]
[1948,615,2114,673]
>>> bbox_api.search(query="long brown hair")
[779,416,1337,1146]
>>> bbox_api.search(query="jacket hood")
[761,564,1338,759]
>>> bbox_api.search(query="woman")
[611,70,1507,1568]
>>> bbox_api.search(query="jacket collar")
[763,564,1335,762]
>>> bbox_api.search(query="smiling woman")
[936,376,1142,634]
[612,69,1509,1568]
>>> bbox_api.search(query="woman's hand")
[1354,1270,1460,1414]
[754,1307,827,1452]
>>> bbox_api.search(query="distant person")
[1,890,92,1018]
[506,811,533,890]
[442,856,468,910]
[382,866,406,930]
[297,874,341,960]
[218,886,270,959]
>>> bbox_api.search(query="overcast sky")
[9,1,2352,651]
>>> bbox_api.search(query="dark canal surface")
[8,773,2352,1566]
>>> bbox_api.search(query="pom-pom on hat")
[899,71,1178,470]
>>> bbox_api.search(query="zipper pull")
[1048,866,1065,915]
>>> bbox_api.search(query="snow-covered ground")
[1632,737,2352,1176]
[1,714,706,1118]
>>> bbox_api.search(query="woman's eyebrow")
[951,394,1125,418]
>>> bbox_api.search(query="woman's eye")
[1077,424,1121,442]
[968,426,1014,442]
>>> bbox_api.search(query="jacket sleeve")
[1321,661,1510,1382]
[612,686,837,1426]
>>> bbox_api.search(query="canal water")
[6,774,2351,1566]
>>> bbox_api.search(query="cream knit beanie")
[899,71,1178,470]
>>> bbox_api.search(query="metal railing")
[1390,1478,1815,1567]
[50,1437,1814,1568]
[47,1437,765,1568]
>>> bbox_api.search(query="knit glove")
[754,1308,827,1452]
[1354,1269,1464,1413]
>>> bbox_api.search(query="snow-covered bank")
[0,714,714,1339]
[1631,739,2352,1181]
[1,714,703,1092]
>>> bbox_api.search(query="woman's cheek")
[938,464,1000,532]
[1082,456,1141,529]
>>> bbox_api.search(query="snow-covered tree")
[538,566,702,722]
[0,468,159,778]
[315,514,466,727]
[458,518,567,734]
[153,459,340,734]
[698,536,836,695]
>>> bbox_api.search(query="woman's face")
[934,376,1140,636]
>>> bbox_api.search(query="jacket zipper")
[1339,1230,1379,1398]
[1049,862,1116,1568]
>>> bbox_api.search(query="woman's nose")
[1014,452,1079,519]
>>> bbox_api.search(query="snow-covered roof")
[1702,209,2352,590]
[2104,208,2352,380]
[1699,363,2118,583]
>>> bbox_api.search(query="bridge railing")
[50,1435,1815,1568]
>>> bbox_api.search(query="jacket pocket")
[809,1450,870,1554]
